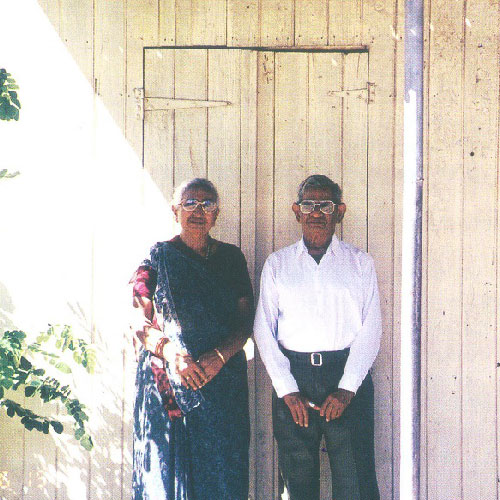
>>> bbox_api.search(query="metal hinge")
[134,87,232,118]
[327,82,375,103]
[144,97,232,111]
[134,88,144,120]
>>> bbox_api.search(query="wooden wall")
[0,1,498,499]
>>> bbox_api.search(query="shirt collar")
[297,234,340,257]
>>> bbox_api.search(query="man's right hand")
[283,392,320,427]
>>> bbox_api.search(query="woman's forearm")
[215,296,254,362]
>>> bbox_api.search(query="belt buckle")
[310,352,322,366]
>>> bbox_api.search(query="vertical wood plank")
[159,0,176,45]
[0,412,25,499]
[54,3,95,498]
[60,0,94,82]
[461,1,499,498]
[274,52,308,250]
[24,402,60,500]
[173,49,208,184]
[94,0,126,141]
[425,1,465,498]
[38,0,61,32]
[125,0,158,158]
[144,49,175,201]
[259,0,294,47]
[392,0,404,496]
[362,1,397,498]
[227,0,260,47]
[328,0,362,46]
[342,52,368,251]
[175,0,227,45]
[239,50,258,283]
[308,52,342,184]
[239,49,258,500]
[295,0,328,46]
[255,51,277,500]
[93,4,131,499]
[207,49,241,246]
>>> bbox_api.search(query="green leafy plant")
[0,69,21,121]
[0,68,21,179]
[0,325,96,451]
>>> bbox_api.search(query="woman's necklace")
[203,237,212,259]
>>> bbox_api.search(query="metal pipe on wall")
[401,0,424,498]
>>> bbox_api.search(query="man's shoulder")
[338,240,374,267]
[265,241,300,263]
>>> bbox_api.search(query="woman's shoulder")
[212,240,245,258]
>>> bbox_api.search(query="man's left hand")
[319,389,355,422]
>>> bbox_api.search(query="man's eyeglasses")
[298,200,336,215]
[180,199,218,213]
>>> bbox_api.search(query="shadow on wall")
[0,2,176,498]
[0,281,16,332]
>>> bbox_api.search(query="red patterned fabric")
[131,265,182,420]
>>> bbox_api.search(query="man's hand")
[283,392,320,428]
[319,389,355,422]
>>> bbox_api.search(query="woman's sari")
[132,241,250,500]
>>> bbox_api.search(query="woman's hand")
[134,321,164,354]
[197,350,225,381]
[173,352,209,390]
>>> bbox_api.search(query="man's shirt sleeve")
[338,254,382,393]
[253,257,300,398]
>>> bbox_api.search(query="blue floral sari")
[133,241,250,500]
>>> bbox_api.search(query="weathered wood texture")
[2,0,497,499]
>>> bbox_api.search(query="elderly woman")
[130,178,253,500]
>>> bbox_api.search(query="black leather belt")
[280,346,350,367]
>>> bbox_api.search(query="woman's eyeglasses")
[298,200,336,215]
[180,199,218,213]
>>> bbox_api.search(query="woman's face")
[173,187,219,237]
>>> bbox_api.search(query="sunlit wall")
[0,2,174,498]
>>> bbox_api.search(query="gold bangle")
[214,348,226,364]
[154,337,169,359]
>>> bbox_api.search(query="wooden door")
[254,50,370,500]
[143,47,369,500]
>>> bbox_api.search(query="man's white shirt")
[253,235,382,398]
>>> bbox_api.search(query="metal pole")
[401,0,423,498]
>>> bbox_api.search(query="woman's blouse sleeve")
[130,264,157,300]
[231,247,253,301]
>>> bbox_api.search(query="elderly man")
[254,174,381,500]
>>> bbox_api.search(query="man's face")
[292,186,346,249]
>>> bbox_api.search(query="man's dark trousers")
[273,348,379,500]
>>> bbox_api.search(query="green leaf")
[0,386,4,398]
[25,386,37,397]
[74,427,84,440]
[1,378,13,389]
[50,421,64,434]
[55,362,72,374]
[42,421,50,434]
[6,406,15,417]
[80,434,93,451]
[32,369,45,376]
[19,356,32,370]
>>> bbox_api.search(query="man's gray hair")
[297,174,342,204]
[172,178,220,205]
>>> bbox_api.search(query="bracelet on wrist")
[214,348,226,364]
[154,337,169,359]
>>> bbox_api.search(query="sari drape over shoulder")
[132,241,250,500]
